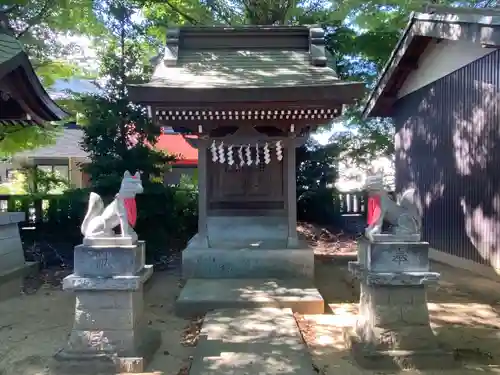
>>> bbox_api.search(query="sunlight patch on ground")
[428,303,500,328]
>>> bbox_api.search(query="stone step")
[190,308,316,375]
[176,278,324,317]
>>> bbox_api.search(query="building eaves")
[363,5,500,119]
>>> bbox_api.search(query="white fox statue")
[81,170,143,241]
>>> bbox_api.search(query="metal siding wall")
[394,49,500,266]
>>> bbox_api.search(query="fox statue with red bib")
[81,170,143,245]
[364,171,421,242]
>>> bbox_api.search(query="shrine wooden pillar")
[286,136,298,247]
[197,138,209,246]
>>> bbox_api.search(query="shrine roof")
[144,49,340,89]
[128,25,364,105]
[156,134,198,165]
[0,31,22,71]
[0,15,68,125]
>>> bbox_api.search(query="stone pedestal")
[345,238,456,370]
[0,212,38,301]
[177,215,322,316]
[54,240,160,374]
[182,216,314,279]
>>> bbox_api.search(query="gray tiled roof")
[14,128,89,159]
[0,32,22,68]
[147,49,340,89]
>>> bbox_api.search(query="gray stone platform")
[182,216,314,279]
[0,212,38,301]
[189,308,316,375]
[176,278,324,317]
[182,245,314,279]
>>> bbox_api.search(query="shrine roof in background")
[0,13,68,126]
[128,25,365,132]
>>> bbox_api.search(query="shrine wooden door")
[207,152,284,211]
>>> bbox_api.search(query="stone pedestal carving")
[345,237,456,369]
[53,240,160,374]
[0,212,38,301]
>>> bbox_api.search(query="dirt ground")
[0,269,200,375]
[2,224,500,374]
[298,222,500,375]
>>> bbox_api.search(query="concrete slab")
[176,279,324,317]
[190,308,316,375]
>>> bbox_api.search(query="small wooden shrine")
[0,13,67,129]
[129,25,364,251]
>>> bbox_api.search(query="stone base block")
[74,241,145,277]
[367,232,421,243]
[52,327,161,374]
[83,235,137,247]
[63,265,153,291]
[343,327,457,370]
[357,238,430,272]
[349,261,440,286]
[176,278,324,317]
[182,246,314,279]
[0,261,38,302]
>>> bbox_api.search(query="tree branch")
[206,1,234,25]
[0,123,30,142]
[1,5,19,14]
[162,0,200,24]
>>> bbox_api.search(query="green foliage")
[4,187,197,265]
[0,166,69,196]
[2,0,107,58]
[330,106,395,165]
[75,1,198,258]
[79,37,172,195]
[35,60,86,87]
[296,140,342,224]
[0,124,62,158]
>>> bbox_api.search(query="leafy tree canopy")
[78,0,173,196]
[2,0,493,169]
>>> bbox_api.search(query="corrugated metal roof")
[14,128,89,159]
[156,134,198,165]
[148,50,339,89]
[48,78,103,100]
